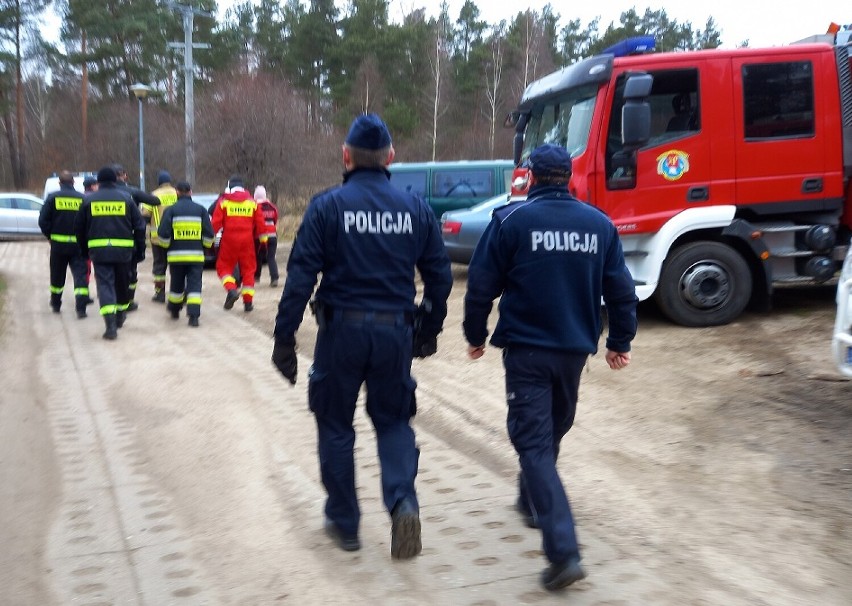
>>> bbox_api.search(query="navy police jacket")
[274,167,453,341]
[74,183,146,264]
[464,184,638,354]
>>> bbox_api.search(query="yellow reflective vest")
[142,184,178,245]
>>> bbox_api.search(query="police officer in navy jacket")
[463,143,638,591]
[272,114,452,559]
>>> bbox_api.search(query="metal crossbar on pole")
[167,2,211,186]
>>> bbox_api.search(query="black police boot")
[541,559,586,591]
[102,315,118,340]
[390,499,422,559]
[324,518,361,552]
[116,310,126,328]
[50,293,62,313]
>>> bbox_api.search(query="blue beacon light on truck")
[602,36,656,57]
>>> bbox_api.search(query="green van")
[388,160,515,217]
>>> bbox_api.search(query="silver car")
[440,193,512,264]
[0,193,44,238]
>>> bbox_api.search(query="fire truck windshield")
[521,83,598,162]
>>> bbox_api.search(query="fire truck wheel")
[655,241,751,327]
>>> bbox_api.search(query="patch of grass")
[276,195,310,242]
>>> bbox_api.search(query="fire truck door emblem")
[656,149,690,181]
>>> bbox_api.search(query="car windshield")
[521,83,597,162]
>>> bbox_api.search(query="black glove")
[413,332,438,358]
[272,337,297,385]
[412,299,440,358]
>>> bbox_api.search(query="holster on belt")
[309,298,327,329]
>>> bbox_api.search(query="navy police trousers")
[308,310,418,537]
[503,345,587,565]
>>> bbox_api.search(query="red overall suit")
[212,188,268,304]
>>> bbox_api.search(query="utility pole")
[167,2,211,186]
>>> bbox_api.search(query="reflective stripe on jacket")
[143,185,178,244]
[157,196,216,264]
[39,186,85,251]
[74,184,146,264]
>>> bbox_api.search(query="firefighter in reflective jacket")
[212,174,267,312]
[156,181,215,327]
[74,166,146,340]
[39,170,91,318]
[142,170,178,303]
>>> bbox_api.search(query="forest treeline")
[1,0,728,200]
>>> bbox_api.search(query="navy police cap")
[345,113,392,150]
[528,143,572,177]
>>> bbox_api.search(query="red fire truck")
[508,31,852,326]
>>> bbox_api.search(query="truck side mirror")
[622,73,652,149]
[512,113,529,165]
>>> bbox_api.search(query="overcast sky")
[42,1,849,50]
[388,0,849,48]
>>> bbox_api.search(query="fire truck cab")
[510,34,852,327]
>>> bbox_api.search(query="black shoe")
[152,291,166,303]
[244,302,253,312]
[116,311,126,328]
[270,279,278,287]
[51,305,61,314]
[541,559,586,591]
[76,308,87,319]
[188,316,199,327]
[224,290,239,310]
[515,497,540,529]
[324,518,361,552]
[170,308,180,320]
[127,301,139,312]
[391,499,422,560]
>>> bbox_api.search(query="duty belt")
[326,307,413,326]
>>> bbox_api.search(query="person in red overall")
[253,185,280,287]
[212,174,267,312]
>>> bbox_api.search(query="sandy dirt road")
[1,238,850,605]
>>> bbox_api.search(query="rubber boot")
[75,295,87,319]
[127,289,138,311]
[168,303,180,320]
[116,310,127,328]
[103,314,118,340]
[152,282,166,303]
[50,293,62,313]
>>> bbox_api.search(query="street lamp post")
[130,83,152,190]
